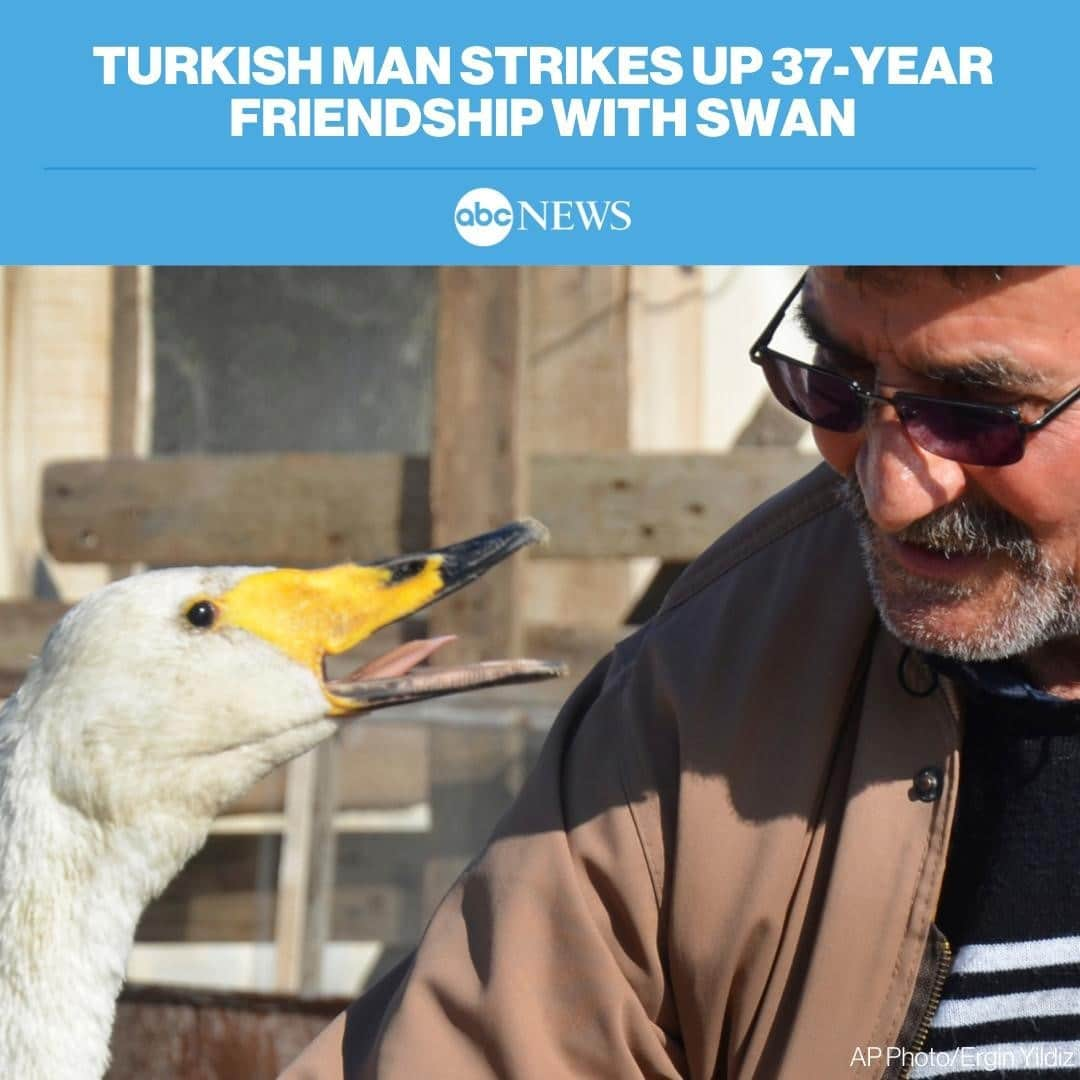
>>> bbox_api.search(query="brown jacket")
[329,464,962,1079]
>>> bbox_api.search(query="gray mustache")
[840,474,1040,567]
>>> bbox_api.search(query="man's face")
[805,267,1080,663]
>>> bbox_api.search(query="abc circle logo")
[454,188,513,247]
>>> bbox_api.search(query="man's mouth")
[882,535,993,582]
[840,472,1039,586]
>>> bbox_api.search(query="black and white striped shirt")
[912,658,1080,1078]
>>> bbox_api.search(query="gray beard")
[839,474,1080,662]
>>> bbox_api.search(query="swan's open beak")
[214,519,565,715]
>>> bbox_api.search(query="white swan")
[0,520,560,1080]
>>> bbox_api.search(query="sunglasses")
[750,274,1080,467]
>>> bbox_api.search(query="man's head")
[792,267,1080,665]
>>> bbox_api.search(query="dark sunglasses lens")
[761,356,864,433]
[895,398,1025,466]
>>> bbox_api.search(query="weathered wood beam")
[108,266,155,581]
[42,453,430,567]
[228,722,429,815]
[42,449,818,566]
[274,740,338,995]
[524,267,635,626]
[429,267,528,662]
[0,600,70,670]
[108,267,155,460]
[531,448,819,558]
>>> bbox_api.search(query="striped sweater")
[912,657,1080,1079]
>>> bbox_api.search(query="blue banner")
[1,0,1062,262]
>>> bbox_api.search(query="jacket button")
[912,767,943,803]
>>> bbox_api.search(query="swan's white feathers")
[12,567,333,827]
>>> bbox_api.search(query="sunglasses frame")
[749,272,1080,464]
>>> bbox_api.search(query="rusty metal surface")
[107,984,349,1080]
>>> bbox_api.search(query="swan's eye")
[185,600,217,629]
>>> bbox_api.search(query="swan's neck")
[0,722,207,1080]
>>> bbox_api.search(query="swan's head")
[13,520,561,826]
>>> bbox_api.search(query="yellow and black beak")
[212,519,565,714]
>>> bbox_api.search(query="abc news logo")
[454,187,632,247]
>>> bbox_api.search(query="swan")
[0,520,560,1080]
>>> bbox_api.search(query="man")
[285,267,1080,1079]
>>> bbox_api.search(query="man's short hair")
[840,266,1008,292]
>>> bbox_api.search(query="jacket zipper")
[891,659,960,1080]
[898,934,952,1080]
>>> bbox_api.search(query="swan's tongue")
[346,635,457,679]
[325,634,566,712]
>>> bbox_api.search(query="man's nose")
[854,406,968,533]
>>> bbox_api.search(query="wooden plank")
[0,599,69,669]
[429,267,527,662]
[109,983,349,1080]
[227,721,428,814]
[109,267,155,459]
[627,266,706,449]
[273,740,338,994]
[0,599,70,695]
[428,720,528,788]
[209,805,431,836]
[43,449,817,566]
[0,671,25,699]
[623,266,708,615]
[528,268,631,451]
[525,267,638,627]
[523,620,632,685]
[699,267,807,450]
[303,745,338,991]
[138,883,409,945]
[109,266,155,581]
[531,448,818,559]
[43,453,428,566]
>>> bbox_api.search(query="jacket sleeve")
[341,634,686,1079]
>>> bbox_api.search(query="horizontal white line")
[951,936,1080,974]
[209,802,432,834]
[128,941,382,995]
[909,1041,1080,1077]
[934,987,1080,1028]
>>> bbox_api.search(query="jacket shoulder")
[659,460,850,615]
